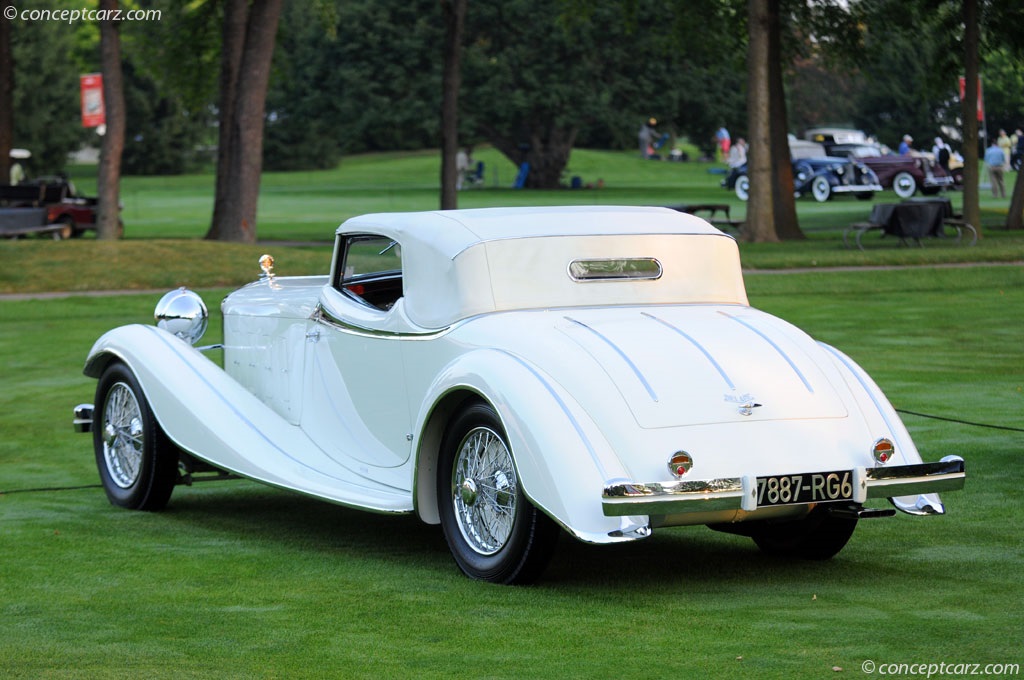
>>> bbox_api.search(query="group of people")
[637,119,747,166]
[984,128,1023,198]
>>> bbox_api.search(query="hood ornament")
[725,393,762,416]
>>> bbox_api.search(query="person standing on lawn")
[984,139,1006,198]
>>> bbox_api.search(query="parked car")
[828,144,962,198]
[74,206,965,584]
[723,143,881,202]
[0,178,99,238]
[805,128,870,149]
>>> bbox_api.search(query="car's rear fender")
[413,348,649,543]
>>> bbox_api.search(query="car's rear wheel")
[749,505,857,560]
[892,171,917,198]
[52,217,74,240]
[93,361,178,511]
[811,176,832,202]
[437,401,558,584]
[734,175,749,201]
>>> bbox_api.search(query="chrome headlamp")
[154,287,208,345]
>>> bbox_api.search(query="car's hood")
[547,305,849,429]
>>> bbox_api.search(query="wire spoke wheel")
[437,401,559,584]
[101,382,145,488]
[452,426,518,555]
[93,362,178,511]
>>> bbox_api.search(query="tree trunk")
[766,2,801,241]
[743,0,802,243]
[744,0,778,243]
[482,122,576,189]
[0,4,13,181]
[96,0,126,240]
[961,0,982,237]
[207,0,248,241]
[205,0,283,243]
[439,0,466,210]
[1008,168,1024,230]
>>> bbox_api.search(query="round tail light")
[872,438,895,464]
[668,451,694,479]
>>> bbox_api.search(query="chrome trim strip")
[496,349,611,482]
[564,316,658,402]
[830,184,883,193]
[719,311,813,393]
[819,343,901,438]
[641,312,735,390]
[602,460,965,517]
[314,304,453,340]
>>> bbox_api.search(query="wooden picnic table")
[843,197,977,250]
[666,203,744,232]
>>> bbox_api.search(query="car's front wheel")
[734,175,750,201]
[749,505,857,560]
[810,176,832,202]
[892,171,917,198]
[93,361,178,511]
[437,401,559,584]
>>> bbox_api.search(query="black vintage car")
[723,142,882,202]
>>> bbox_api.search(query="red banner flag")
[958,76,984,122]
[80,74,105,128]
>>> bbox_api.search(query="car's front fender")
[84,324,414,512]
[413,348,650,543]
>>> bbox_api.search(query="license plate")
[755,470,854,507]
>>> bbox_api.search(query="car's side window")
[333,234,403,311]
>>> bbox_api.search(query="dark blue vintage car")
[723,142,882,202]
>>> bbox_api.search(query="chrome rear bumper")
[601,458,965,517]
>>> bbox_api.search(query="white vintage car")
[74,206,965,584]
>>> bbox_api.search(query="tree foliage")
[8,1,87,175]
[461,0,745,187]
[119,0,220,175]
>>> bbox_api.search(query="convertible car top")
[74,206,965,583]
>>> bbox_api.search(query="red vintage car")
[827,144,962,199]
[0,179,98,238]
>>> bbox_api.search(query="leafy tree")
[119,0,220,175]
[120,60,208,175]
[462,0,737,188]
[1,3,12,179]
[263,0,344,171]
[326,0,444,153]
[262,0,445,169]
[6,1,88,175]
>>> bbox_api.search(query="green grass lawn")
[1,152,1022,678]
[1,269,1021,678]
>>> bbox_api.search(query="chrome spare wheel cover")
[452,426,517,556]
[102,382,145,489]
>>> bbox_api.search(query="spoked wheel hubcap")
[102,382,145,488]
[452,426,517,555]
